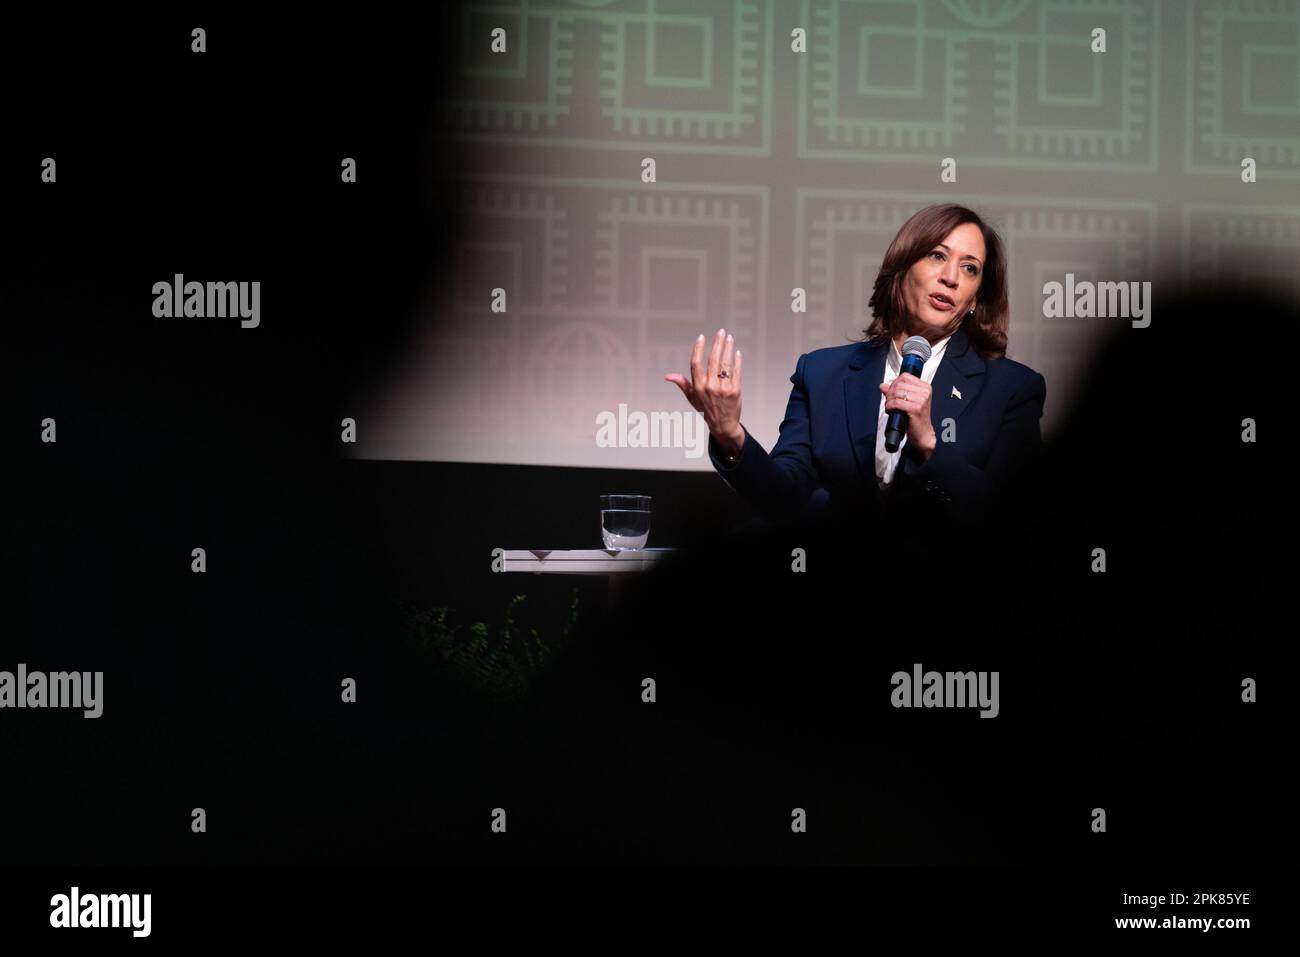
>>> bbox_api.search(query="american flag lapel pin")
[951,386,962,400]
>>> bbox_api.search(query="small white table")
[501,548,680,604]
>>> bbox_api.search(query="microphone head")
[901,335,932,362]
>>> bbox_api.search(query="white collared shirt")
[875,333,953,489]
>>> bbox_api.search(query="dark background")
[4,7,1277,941]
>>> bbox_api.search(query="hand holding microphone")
[880,335,938,456]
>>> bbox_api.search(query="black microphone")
[884,335,932,453]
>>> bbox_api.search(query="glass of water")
[599,494,651,550]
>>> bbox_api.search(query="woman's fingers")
[705,328,725,381]
[673,330,742,432]
[663,373,692,400]
[689,333,706,389]
[720,332,735,379]
[880,378,929,402]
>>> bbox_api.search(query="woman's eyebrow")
[936,242,982,264]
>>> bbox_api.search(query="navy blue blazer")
[707,327,1047,526]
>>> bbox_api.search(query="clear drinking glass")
[599,494,651,550]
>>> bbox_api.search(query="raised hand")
[664,328,745,455]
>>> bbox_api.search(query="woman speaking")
[665,203,1047,532]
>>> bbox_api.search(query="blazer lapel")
[844,337,889,482]
[927,329,986,441]
[844,328,986,482]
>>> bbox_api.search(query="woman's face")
[901,222,986,341]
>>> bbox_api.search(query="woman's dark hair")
[863,203,1009,359]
